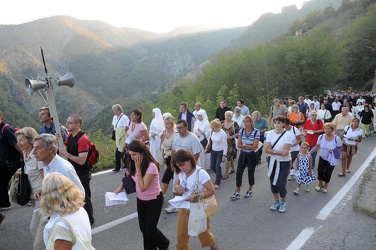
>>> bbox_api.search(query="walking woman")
[193,110,211,170]
[15,127,44,239]
[160,116,176,194]
[309,123,342,194]
[207,119,227,189]
[115,140,170,250]
[264,116,292,213]
[340,118,362,176]
[230,115,259,200]
[221,111,240,179]
[173,149,218,250]
[359,104,374,138]
[149,108,165,164]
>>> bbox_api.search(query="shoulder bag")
[112,114,124,140]
[205,131,213,154]
[50,218,95,250]
[266,130,286,162]
[17,163,32,206]
[122,174,136,194]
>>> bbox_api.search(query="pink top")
[128,122,147,140]
[132,162,161,201]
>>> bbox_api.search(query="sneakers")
[244,190,252,199]
[305,185,310,192]
[165,205,180,213]
[315,186,323,192]
[27,201,32,206]
[287,175,295,181]
[270,201,280,211]
[279,200,287,213]
[293,188,300,195]
[0,206,11,211]
[230,192,240,200]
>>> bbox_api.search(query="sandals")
[221,175,229,180]
[346,170,351,173]
[338,173,346,177]
[315,186,323,192]
[229,170,235,174]
[322,189,328,194]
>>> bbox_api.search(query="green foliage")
[86,129,115,172]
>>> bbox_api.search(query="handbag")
[192,169,217,217]
[17,164,32,206]
[370,123,374,131]
[205,132,213,154]
[200,137,208,148]
[122,174,136,194]
[6,160,24,175]
[188,202,207,236]
[50,218,95,250]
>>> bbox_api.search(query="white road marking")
[92,212,138,235]
[285,227,315,250]
[316,147,376,220]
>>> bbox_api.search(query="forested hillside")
[124,0,376,129]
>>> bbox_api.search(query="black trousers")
[114,148,123,171]
[79,172,94,224]
[137,192,170,250]
[0,169,12,207]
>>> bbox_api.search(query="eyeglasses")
[176,126,185,130]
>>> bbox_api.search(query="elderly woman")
[112,104,130,172]
[115,140,170,249]
[264,116,292,213]
[230,115,259,200]
[317,103,332,123]
[288,104,305,128]
[232,107,244,129]
[207,119,228,189]
[193,110,211,170]
[15,127,44,239]
[359,104,374,138]
[149,108,165,164]
[340,118,362,176]
[302,111,324,168]
[173,149,218,250]
[41,173,93,250]
[306,103,317,119]
[309,123,343,193]
[222,110,240,179]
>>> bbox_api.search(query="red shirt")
[303,119,323,146]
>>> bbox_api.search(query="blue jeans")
[309,146,317,168]
[210,150,223,185]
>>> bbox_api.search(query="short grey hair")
[234,107,241,113]
[225,110,233,116]
[252,111,261,116]
[112,104,123,112]
[33,134,58,154]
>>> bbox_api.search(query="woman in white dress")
[41,173,93,250]
[149,108,165,164]
[193,110,211,170]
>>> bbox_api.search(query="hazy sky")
[1,0,307,33]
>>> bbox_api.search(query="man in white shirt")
[304,95,312,106]
[111,104,129,172]
[32,133,84,250]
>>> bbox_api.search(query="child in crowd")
[294,142,316,194]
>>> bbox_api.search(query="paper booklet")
[168,196,190,209]
[105,192,129,206]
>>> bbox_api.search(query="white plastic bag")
[188,202,207,236]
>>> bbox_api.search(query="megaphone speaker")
[57,72,75,87]
[25,79,47,95]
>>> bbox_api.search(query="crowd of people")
[0,89,375,249]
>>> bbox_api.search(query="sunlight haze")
[1,0,306,33]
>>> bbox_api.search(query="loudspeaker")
[56,72,75,87]
[25,79,47,95]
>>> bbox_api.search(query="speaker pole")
[40,47,65,148]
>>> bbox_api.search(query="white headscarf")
[197,110,208,122]
[150,108,164,134]
[163,112,172,120]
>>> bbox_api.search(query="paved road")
[1,135,375,250]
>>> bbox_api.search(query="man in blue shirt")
[252,111,269,164]
[39,107,67,140]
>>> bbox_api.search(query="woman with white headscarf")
[149,108,165,164]
[193,110,211,170]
